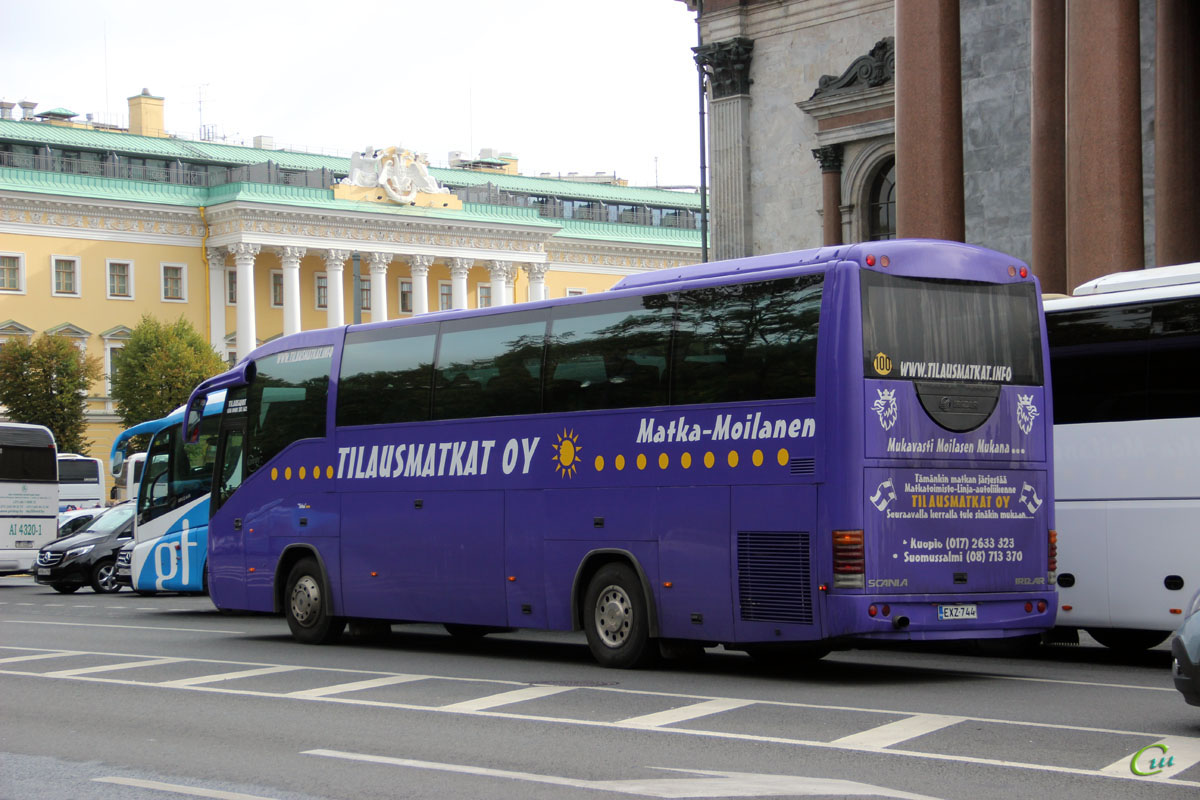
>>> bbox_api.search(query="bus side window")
[433,310,547,420]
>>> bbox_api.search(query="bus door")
[210,409,249,608]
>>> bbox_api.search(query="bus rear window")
[861,271,1043,385]
[0,446,56,482]
[58,460,100,484]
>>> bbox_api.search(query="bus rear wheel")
[285,558,345,644]
[1086,627,1170,653]
[583,563,655,669]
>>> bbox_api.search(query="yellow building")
[0,91,703,489]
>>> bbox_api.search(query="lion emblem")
[873,389,898,431]
[1016,394,1039,435]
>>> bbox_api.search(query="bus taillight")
[1047,529,1058,584]
[833,530,865,589]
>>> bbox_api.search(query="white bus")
[0,423,59,575]
[1045,263,1200,651]
[57,454,105,511]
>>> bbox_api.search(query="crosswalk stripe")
[439,685,574,711]
[833,714,966,748]
[159,666,303,688]
[287,674,425,698]
[618,698,754,728]
[42,657,182,677]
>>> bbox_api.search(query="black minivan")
[35,504,134,594]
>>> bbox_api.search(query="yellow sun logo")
[552,428,582,478]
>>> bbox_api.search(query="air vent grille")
[737,530,814,624]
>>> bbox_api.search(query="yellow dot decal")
[704,452,715,469]
[637,454,647,470]
[728,450,739,468]
[284,467,292,480]
[326,465,334,479]
[615,455,626,471]
[777,448,789,466]
[595,455,605,472]
[299,466,306,480]
[658,453,669,469]
[752,449,764,467]
[271,468,278,481]
[312,465,320,480]
[681,452,692,469]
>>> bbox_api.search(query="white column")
[523,263,549,302]
[486,260,511,306]
[323,249,349,328]
[366,252,391,322]
[503,263,518,305]
[207,247,226,353]
[229,242,261,362]
[406,254,433,315]
[448,257,472,310]
[279,246,306,336]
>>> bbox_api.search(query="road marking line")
[43,657,183,677]
[287,674,424,698]
[439,685,574,711]
[303,750,945,799]
[833,714,967,748]
[1102,735,1200,780]
[618,698,754,728]
[2,619,243,634]
[980,673,1175,693]
[159,666,304,688]
[0,651,80,664]
[94,776,281,800]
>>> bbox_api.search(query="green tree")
[110,315,227,429]
[0,334,103,454]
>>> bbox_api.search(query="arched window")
[866,158,896,241]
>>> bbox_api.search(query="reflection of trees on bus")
[333,273,824,429]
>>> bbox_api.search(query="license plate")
[14,541,32,549]
[938,604,977,620]
[36,568,50,577]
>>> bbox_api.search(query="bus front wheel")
[1086,627,1170,653]
[583,563,655,669]
[284,558,345,644]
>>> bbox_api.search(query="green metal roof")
[0,119,702,209]
[38,108,78,118]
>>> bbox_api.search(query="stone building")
[686,0,1200,293]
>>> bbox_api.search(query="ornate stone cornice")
[812,144,844,173]
[546,239,698,275]
[694,37,754,99]
[204,203,550,262]
[810,37,894,100]
[0,192,202,244]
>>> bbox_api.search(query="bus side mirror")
[111,451,124,477]
[185,396,207,443]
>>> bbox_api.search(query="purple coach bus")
[186,239,1056,668]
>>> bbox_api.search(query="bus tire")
[89,559,121,594]
[284,558,345,644]
[51,583,80,594]
[583,563,655,669]
[1085,627,1170,653]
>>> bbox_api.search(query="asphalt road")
[2,576,1198,800]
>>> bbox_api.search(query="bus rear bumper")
[827,591,1057,640]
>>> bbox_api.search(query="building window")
[107,260,134,299]
[315,273,328,310]
[866,157,897,241]
[360,279,371,312]
[438,281,453,311]
[399,279,413,313]
[52,256,80,297]
[270,270,284,308]
[477,284,492,308]
[0,253,25,293]
[566,288,586,297]
[226,269,237,305]
[161,263,186,302]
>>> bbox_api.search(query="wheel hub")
[290,575,321,626]
[595,586,631,647]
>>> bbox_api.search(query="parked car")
[57,507,103,538]
[1172,589,1200,707]
[35,504,134,594]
